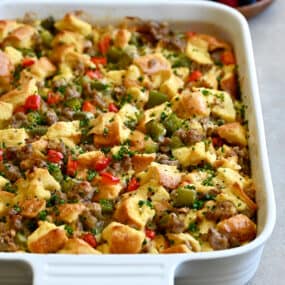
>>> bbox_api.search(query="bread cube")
[0,102,13,126]
[162,244,192,253]
[46,121,81,146]
[167,233,201,252]
[186,36,213,65]
[29,57,57,80]
[77,150,105,168]
[220,64,237,98]
[114,29,131,48]
[134,53,171,75]
[138,162,181,189]
[211,91,236,122]
[107,70,126,85]
[0,190,14,215]
[0,175,8,189]
[57,203,86,223]
[89,113,130,147]
[102,222,145,253]
[114,192,155,229]
[27,221,68,253]
[172,67,189,81]
[172,142,206,167]
[4,46,23,65]
[217,214,256,243]
[58,238,101,254]
[15,168,61,201]
[160,73,184,99]
[20,198,46,218]
[0,128,28,148]
[200,66,222,90]
[152,235,168,252]
[0,20,19,41]
[131,153,156,173]
[216,167,245,189]
[0,50,13,93]
[126,86,149,107]
[2,25,36,49]
[139,102,171,130]
[172,90,210,119]
[55,13,92,36]
[93,181,122,201]
[52,31,84,52]
[195,87,236,122]
[118,103,139,124]
[217,122,247,146]
[0,78,38,109]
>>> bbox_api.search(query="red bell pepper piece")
[221,51,236,65]
[66,156,78,177]
[145,229,156,240]
[85,69,103,80]
[22,58,35,68]
[24,95,41,111]
[188,70,202,82]
[81,233,97,248]
[82,101,96,113]
[100,172,120,184]
[127,178,140,192]
[108,103,119,113]
[212,137,224,148]
[94,156,111,172]
[47,150,64,164]
[91,57,107,65]
[98,35,110,55]
[47,92,61,105]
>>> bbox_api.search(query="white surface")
[248,0,285,284]
[0,1,277,285]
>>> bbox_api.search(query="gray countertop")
[248,0,285,284]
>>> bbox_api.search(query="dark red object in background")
[215,0,256,7]
[216,0,239,7]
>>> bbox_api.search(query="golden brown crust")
[131,153,156,173]
[20,199,46,218]
[162,244,192,254]
[2,25,36,49]
[28,228,68,253]
[217,122,247,146]
[102,222,145,254]
[58,238,101,254]
[173,91,210,119]
[217,214,257,243]
[134,54,171,75]
[57,203,86,223]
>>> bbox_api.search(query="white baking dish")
[0,1,276,285]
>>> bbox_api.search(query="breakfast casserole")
[0,12,257,254]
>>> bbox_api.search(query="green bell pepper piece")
[173,186,196,207]
[145,90,168,109]
[145,120,166,142]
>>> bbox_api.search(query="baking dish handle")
[31,255,182,285]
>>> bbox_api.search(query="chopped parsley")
[64,225,74,236]
[138,200,153,209]
[3,183,17,194]
[100,199,114,213]
[38,210,48,221]
[188,222,198,232]
[112,146,134,161]
[87,169,97,181]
